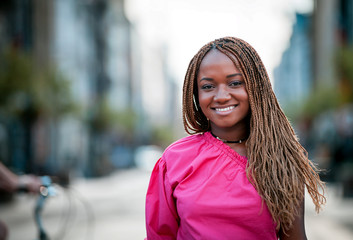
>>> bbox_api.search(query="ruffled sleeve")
[145,157,179,239]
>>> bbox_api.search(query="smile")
[213,105,237,113]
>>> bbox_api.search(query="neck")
[210,124,249,143]
[210,132,247,144]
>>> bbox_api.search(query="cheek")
[198,91,207,106]
[239,88,249,102]
[198,92,211,114]
[239,90,250,112]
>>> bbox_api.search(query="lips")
[212,105,237,113]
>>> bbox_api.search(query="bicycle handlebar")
[34,176,56,240]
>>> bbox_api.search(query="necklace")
[211,132,247,144]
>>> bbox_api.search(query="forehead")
[198,49,239,75]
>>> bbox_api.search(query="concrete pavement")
[1,169,150,240]
[1,168,353,240]
[305,182,353,240]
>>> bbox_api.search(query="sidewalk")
[1,169,150,240]
[1,168,353,240]
[305,182,353,240]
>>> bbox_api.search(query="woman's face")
[197,49,250,132]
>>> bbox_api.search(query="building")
[273,13,312,111]
[274,0,353,193]
[0,0,177,178]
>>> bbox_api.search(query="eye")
[229,81,243,87]
[200,84,214,90]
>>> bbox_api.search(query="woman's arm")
[145,158,179,239]
[279,198,307,240]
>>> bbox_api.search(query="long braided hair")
[182,37,326,231]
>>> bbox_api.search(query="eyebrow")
[200,73,242,82]
[227,73,242,78]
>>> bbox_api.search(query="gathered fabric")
[145,132,278,240]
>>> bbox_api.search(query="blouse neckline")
[203,131,248,168]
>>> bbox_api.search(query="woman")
[145,37,326,239]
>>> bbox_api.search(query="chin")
[212,123,238,129]
[211,119,248,130]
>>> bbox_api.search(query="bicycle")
[17,175,94,240]
[34,176,56,240]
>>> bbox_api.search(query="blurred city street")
[1,0,353,239]
[1,167,353,240]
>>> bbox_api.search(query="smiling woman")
[197,50,249,143]
[145,37,326,240]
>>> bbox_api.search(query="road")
[1,168,353,240]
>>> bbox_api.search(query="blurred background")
[0,0,352,239]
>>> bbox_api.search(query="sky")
[125,0,314,84]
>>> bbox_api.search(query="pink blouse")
[145,132,278,240]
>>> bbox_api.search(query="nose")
[214,85,231,102]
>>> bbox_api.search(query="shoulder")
[160,133,208,170]
[163,133,206,158]
[165,133,205,150]
[156,133,209,184]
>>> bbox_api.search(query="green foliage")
[114,108,138,132]
[337,46,353,84]
[336,46,353,102]
[282,87,341,121]
[281,101,302,122]
[286,47,353,121]
[150,124,176,148]
[89,99,138,133]
[300,87,342,118]
[0,48,77,120]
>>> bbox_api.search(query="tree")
[0,47,77,174]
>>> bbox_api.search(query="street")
[1,168,353,240]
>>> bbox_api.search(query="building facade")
[0,0,177,177]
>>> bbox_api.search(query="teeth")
[215,106,235,112]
